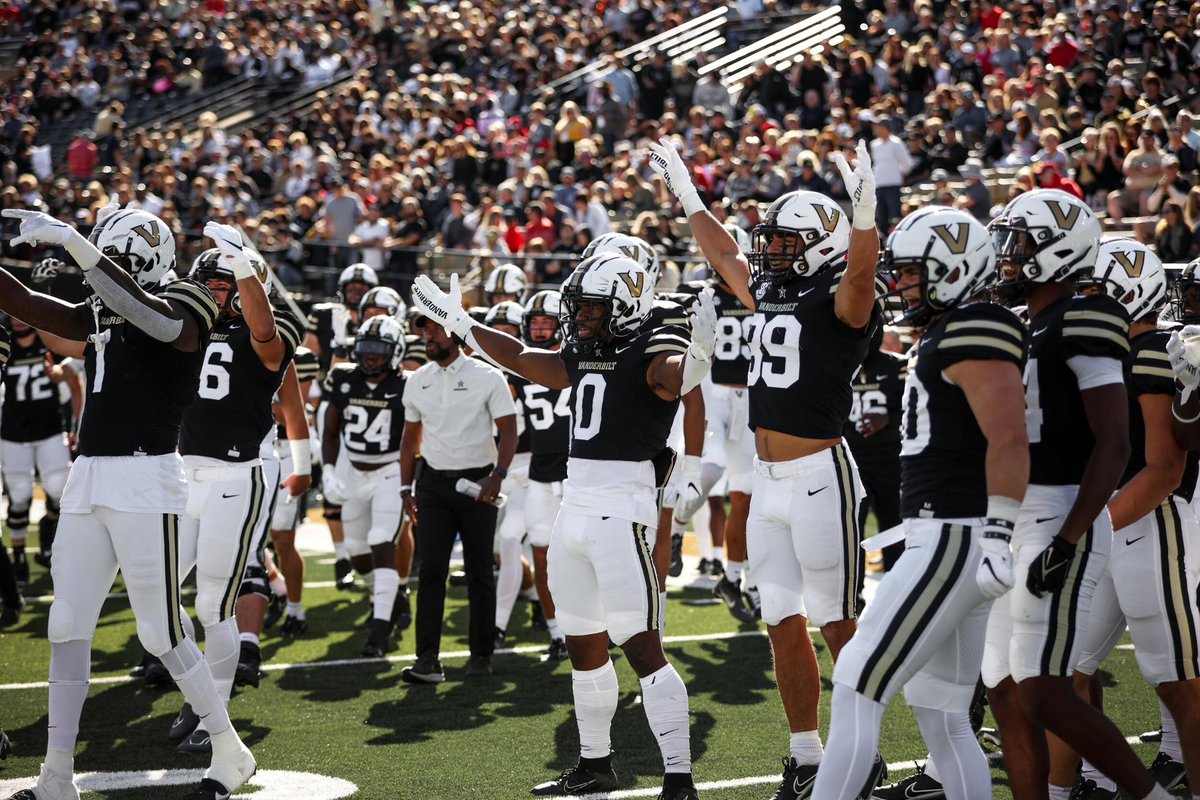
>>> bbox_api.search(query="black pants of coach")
[414,465,499,662]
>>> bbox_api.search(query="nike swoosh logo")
[564,779,599,792]
[222,493,239,499]
[421,383,433,389]
[905,782,945,799]
[795,288,814,299]
[384,392,400,399]
[1032,328,1047,336]
[1125,535,1145,546]
[615,346,634,354]
[1035,516,1058,524]
[807,486,828,496]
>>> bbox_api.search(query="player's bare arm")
[1109,393,1186,531]
[950,359,1030,503]
[1059,384,1131,546]
[203,223,287,370]
[0,270,90,340]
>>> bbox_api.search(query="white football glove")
[411,273,475,338]
[3,208,100,269]
[688,288,717,361]
[647,137,704,217]
[832,140,877,230]
[675,455,705,519]
[1167,327,1200,404]
[322,471,348,506]
[95,195,121,226]
[203,221,254,280]
[976,496,1018,599]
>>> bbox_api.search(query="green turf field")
[0,525,1169,800]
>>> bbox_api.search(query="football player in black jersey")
[169,229,303,754]
[1058,240,1200,798]
[651,139,885,795]
[306,262,379,590]
[983,190,1172,800]
[322,316,409,657]
[1167,258,1200,451]
[1,316,74,584]
[815,207,1029,799]
[517,290,572,661]
[1,206,255,800]
[411,253,718,800]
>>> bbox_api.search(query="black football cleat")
[400,657,445,684]
[168,703,200,740]
[361,618,394,658]
[872,763,945,799]
[0,727,11,759]
[143,655,175,688]
[392,585,413,631]
[0,597,25,629]
[696,558,712,576]
[177,726,213,756]
[12,551,28,588]
[235,641,261,688]
[668,534,683,578]
[1149,752,1187,791]
[858,754,887,799]
[494,627,507,650]
[334,558,354,590]
[280,614,308,640]
[713,576,755,623]
[529,599,548,631]
[769,756,818,800]
[545,638,569,662]
[531,759,619,796]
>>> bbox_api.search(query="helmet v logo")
[132,223,161,248]
[619,271,645,298]
[931,223,970,255]
[814,205,842,233]
[1047,202,1081,230]
[1112,250,1145,278]
[619,245,642,263]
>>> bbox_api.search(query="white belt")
[188,463,258,482]
[752,449,835,480]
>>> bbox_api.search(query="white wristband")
[288,438,312,476]
[64,229,101,271]
[852,205,877,231]
[231,258,257,281]
[986,495,1021,527]
[680,190,705,218]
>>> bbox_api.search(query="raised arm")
[831,141,881,331]
[647,139,754,310]
[411,273,571,389]
[204,222,287,370]
[0,269,90,341]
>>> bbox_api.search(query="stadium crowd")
[1,0,1199,299]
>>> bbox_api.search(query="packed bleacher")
[1,0,1200,301]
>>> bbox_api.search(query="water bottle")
[456,478,507,508]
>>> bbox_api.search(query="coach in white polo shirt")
[400,317,517,683]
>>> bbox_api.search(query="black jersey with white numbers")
[748,265,879,439]
[1122,328,1199,501]
[306,302,356,376]
[179,309,303,461]
[644,296,692,333]
[900,303,1028,518]
[1027,294,1130,486]
[513,375,571,482]
[2,334,64,442]
[561,326,687,462]
[508,374,531,455]
[324,363,406,464]
[845,347,908,455]
[80,280,218,457]
[677,280,754,385]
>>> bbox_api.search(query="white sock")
[791,729,824,766]
[203,617,240,703]
[547,617,562,641]
[672,517,687,536]
[1140,786,1173,800]
[924,756,941,782]
[495,537,523,630]
[913,705,989,800]
[713,546,724,562]
[726,560,744,584]
[180,607,196,642]
[333,541,348,561]
[286,601,305,620]
[362,570,376,592]
[47,639,90,754]
[1081,753,1117,792]
[1161,697,1182,761]
[269,574,287,597]
[811,684,884,797]
[573,661,619,759]
[1048,786,1072,800]
[44,747,74,779]
[160,639,232,737]
[398,575,408,587]
[640,663,692,773]
[239,632,260,646]
[522,585,539,601]
[372,567,399,621]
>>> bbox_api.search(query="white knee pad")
[700,461,725,497]
[194,570,231,629]
[5,469,33,510]
[47,599,79,643]
[367,524,399,549]
[41,467,69,502]
[136,617,178,657]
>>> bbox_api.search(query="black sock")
[579,754,612,772]
[662,772,695,792]
[0,547,19,608]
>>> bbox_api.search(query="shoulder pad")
[1061,294,1130,358]
[160,279,218,332]
[1127,330,1175,394]
[274,307,306,353]
[642,324,690,357]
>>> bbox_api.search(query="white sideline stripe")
[0,630,771,691]
[27,580,339,604]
